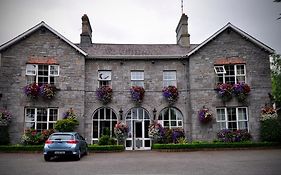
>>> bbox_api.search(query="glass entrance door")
[125,108,151,150]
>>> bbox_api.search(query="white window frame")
[131,70,144,87]
[163,70,177,87]
[216,107,249,131]
[26,64,59,84]
[214,66,226,74]
[92,107,117,143]
[98,70,112,87]
[215,64,246,84]
[24,107,58,131]
[158,107,183,128]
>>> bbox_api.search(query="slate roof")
[77,43,198,59]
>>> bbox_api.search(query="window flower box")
[162,86,179,104]
[96,86,113,104]
[24,83,40,99]
[130,86,145,105]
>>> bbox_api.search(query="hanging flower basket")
[260,105,278,121]
[114,121,128,145]
[215,83,233,102]
[162,86,179,104]
[130,86,145,104]
[96,86,113,104]
[233,83,251,102]
[198,107,213,123]
[39,84,57,99]
[0,109,12,126]
[24,83,40,99]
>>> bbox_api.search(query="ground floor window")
[216,107,248,131]
[158,107,183,128]
[92,107,117,143]
[25,107,58,132]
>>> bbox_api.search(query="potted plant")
[162,86,179,104]
[96,86,113,104]
[148,121,164,143]
[130,86,145,105]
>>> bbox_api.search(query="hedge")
[0,144,124,153]
[88,144,124,152]
[152,142,281,150]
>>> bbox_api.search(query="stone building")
[0,13,274,150]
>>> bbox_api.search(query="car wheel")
[74,150,81,161]
[84,146,88,155]
[44,155,51,161]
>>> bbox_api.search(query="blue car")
[43,132,88,161]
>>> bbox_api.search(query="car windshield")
[49,134,74,140]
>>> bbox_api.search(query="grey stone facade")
[0,14,273,144]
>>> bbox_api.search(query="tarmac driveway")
[0,149,281,175]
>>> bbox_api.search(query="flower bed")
[96,86,113,104]
[162,86,179,104]
[217,129,251,143]
[21,129,54,145]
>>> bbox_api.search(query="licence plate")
[54,151,65,154]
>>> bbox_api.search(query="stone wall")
[84,58,190,142]
[0,27,85,143]
[188,29,272,141]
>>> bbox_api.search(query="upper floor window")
[163,71,177,87]
[98,70,111,87]
[214,64,246,84]
[216,107,248,131]
[131,71,144,87]
[25,107,58,132]
[26,64,59,85]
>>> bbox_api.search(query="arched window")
[92,107,117,143]
[158,107,183,128]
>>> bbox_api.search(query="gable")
[188,23,274,57]
[0,22,87,56]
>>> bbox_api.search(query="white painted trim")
[0,21,87,56]
[188,23,274,57]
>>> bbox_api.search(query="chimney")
[176,13,190,47]
[80,14,92,46]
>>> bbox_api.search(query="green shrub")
[260,119,281,142]
[0,126,10,145]
[0,145,44,152]
[98,135,116,145]
[54,117,79,132]
[88,144,124,152]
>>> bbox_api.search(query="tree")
[271,54,281,107]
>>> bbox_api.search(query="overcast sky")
[0,0,280,53]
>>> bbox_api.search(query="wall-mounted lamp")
[119,108,123,120]
[153,108,157,120]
